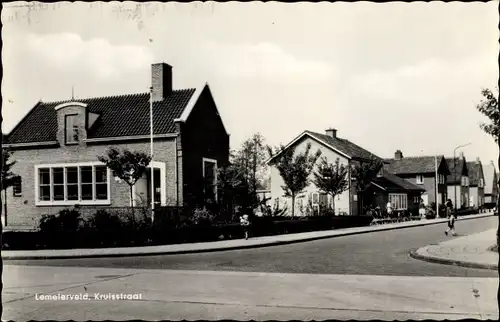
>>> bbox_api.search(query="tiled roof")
[483,163,497,194]
[372,170,426,192]
[6,89,196,144]
[305,131,381,161]
[446,158,467,185]
[466,161,483,186]
[384,156,444,175]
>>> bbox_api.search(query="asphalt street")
[7,216,498,277]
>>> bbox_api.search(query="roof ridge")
[40,88,197,105]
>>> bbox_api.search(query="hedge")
[2,215,374,250]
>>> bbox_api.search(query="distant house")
[365,169,426,216]
[466,158,485,209]
[446,153,470,209]
[3,62,230,230]
[384,150,451,206]
[483,161,499,209]
[267,128,382,216]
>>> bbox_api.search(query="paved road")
[7,216,498,277]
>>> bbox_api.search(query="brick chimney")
[394,150,403,160]
[476,157,481,164]
[151,63,173,102]
[325,128,337,138]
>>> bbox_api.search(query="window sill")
[35,200,111,207]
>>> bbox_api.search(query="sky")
[2,1,499,169]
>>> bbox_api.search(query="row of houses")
[2,61,498,229]
[266,129,498,217]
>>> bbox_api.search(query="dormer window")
[65,114,79,144]
[416,175,424,184]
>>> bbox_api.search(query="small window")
[416,175,424,184]
[13,176,22,197]
[65,114,79,144]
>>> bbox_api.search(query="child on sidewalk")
[240,214,250,240]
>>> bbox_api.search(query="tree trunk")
[129,185,136,228]
[291,194,295,219]
[3,188,6,226]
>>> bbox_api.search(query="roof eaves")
[266,131,353,165]
[174,82,207,124]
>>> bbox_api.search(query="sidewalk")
[411,228,498,270]
[2,264,498,320]
[2,212,495,260]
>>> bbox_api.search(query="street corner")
[409,234,498,271]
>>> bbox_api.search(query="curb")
[2,213,495,260]
[409,248,498,271]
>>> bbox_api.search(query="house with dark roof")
[266,128,384,216]
[384,150,451,206]
[446,153,470,209]
[483,161,498,209]
[3,62,230,230]
[365,169,426,216]
[466,158,485,209]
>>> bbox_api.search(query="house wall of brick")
[270,135,352,216]
[180,86,230,209]
[4,139,178,229]
[398,173,447,205]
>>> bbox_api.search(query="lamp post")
[453,143,472,216]
[435,154,439,219]
[150,86,155,224]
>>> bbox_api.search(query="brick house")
[267,128,382,216]
[446,153,470,209]
[384,151,450,206]
[364,169,426,216]
[2,62,230,230]
[466,158,485,209]
[483,161,498,209]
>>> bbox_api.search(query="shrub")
[86,210,123,234]
[39,208,82,233]
[190,207,215,226]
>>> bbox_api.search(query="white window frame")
[416,175,424,184]
[131,161,167,207]
[311,192,320,215]
[64,114,79,145]
[202,157,218,201]
[389,193,408,210]
[34,162,111,206]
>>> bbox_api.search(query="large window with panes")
[388,193,408,210]
[35,163,110,205]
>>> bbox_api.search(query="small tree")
[475,87,499,316]
[313,157,349,212]
[97,148,152,219]
[351,156,384,214]
[268,142,322,218]
[1,149,17,226]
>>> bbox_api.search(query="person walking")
[445,199,456,236]
[240,214,250,240]
[418,199,426,219]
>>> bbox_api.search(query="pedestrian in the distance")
[240,214,250,240]
[386,201,393,218]
[418,199,426,219]
[445,199,457,236]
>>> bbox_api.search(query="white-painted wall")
[269,135,351,216]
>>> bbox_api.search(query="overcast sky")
[2,1,498,167]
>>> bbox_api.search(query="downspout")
[175,136,179,208]
[348,160,352,216]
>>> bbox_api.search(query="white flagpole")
[150,86,155,224]
[435,155,439,219]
